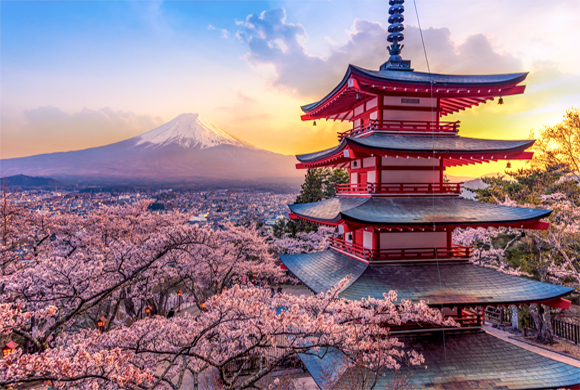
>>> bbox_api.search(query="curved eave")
[295,135,535,168]
[288,197,552,229]
[301,65,529,119]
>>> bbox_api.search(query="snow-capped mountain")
[135,114,252,149]
[1,114,303,186]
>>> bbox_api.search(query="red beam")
[542,298,572,310]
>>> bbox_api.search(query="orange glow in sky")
[2,1,578,180]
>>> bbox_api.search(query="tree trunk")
[530,304,554,343]
[540,304,554,344]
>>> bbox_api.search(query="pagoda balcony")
[330,236,470,263]
[336,182,463,196]
[338,119,460,140]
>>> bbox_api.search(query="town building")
[280,1,580,388]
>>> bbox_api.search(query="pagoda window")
[384,96,436,108]
[366,97,378,109]
[362,231,373,250]
[379,231,447,250]
[369,110,378,120]
[383,109,433,121]
[381,156,440,167]
[381,170,438,184]
[354,104,365,117]
[362,157,376,168]
[350,173,358,185]
[367,170,376,183]
[345,231,353,243]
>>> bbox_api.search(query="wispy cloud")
[208,24,230,39]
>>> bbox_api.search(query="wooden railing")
[451,308,484,327]
[488,306,580,345]
[388,308,484,331]
[338,120,460,140]
[336,182,463,195]
[330,237,470,262]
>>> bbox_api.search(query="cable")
[412,0,448,366]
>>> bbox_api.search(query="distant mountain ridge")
[2,174,62,188]
[1,114,303,186]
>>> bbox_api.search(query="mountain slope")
[134,114,252,149]
[0,114,303,185]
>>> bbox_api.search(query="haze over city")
[2,0,579,178]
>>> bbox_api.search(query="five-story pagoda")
[280,1,580,388]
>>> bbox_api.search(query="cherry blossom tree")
[0,200,456,389]
[453,226,529,277]
[270,226,334,255]
[1,279,455,389]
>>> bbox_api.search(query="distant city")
[13,188,296,231]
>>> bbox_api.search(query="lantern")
[97,316,106,333]
[177,290,183,312]
[145,306,152,317]
[2,341,18,356]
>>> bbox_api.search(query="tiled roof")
[280,250,367,293]
[300,330,580,390]
[296,133,534,163]
[354,65,528,86]
[288,197,551,226]
[301,65,528,113]
[281,250,573,306]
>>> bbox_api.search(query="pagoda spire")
[380,0,413,71]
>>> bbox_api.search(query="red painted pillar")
[373,228,380,250]
[447,228,453,249]
[375,156,382,191]
[436,98,441,126]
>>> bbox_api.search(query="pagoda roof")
[288,197,550,228]
[296,133,534,168]
[300,331,580,390]
[301,65,528,119]
[280,250,573,306]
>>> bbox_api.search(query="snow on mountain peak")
[135,113,253,149]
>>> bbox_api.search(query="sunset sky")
[2,0,579,178]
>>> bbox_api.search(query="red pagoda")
[280,1,580,388]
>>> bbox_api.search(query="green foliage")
[271,218,318,238]
[294,168,349,204]
[472,165,580,205]
[530,107,580,180]
[278,168,349,237]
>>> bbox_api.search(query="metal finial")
[380,0,413,71]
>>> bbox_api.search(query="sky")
[1,0,579,178]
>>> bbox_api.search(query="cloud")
[3,106,164,158]
[208,24,230,39]
[236,9,523,99]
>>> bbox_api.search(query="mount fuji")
[1,114,303,187]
